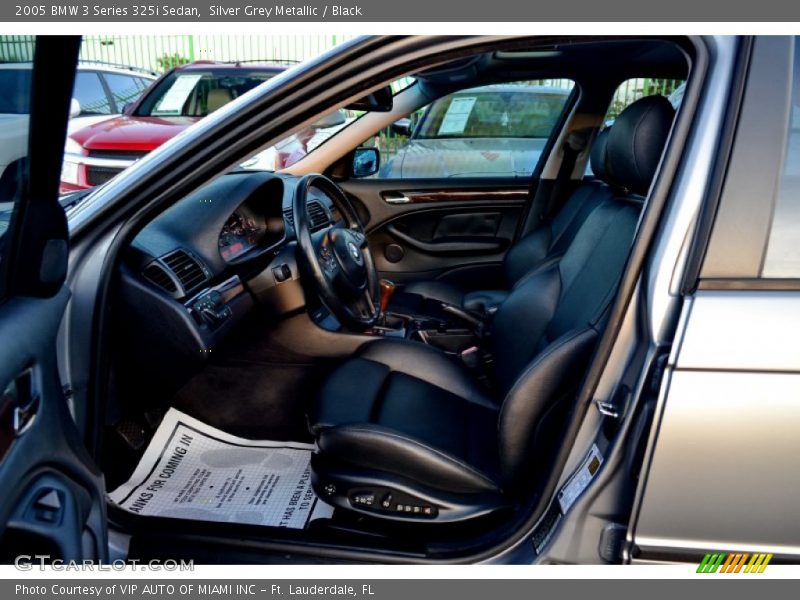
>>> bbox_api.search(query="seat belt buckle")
[460,346,481,369]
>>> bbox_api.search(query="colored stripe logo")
[697,552,773,573]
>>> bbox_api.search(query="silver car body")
[629,36,800,563]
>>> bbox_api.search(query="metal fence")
[0,37,681,109]
[608,77,683,120]
[0,34,356,71]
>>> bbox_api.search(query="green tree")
[156,53,190,72]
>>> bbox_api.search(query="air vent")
[283,200,331,232]
[308,201,330,231]
[142,262,178,294]
[161,249,209,294]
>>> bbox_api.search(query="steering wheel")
[293,174,380,330]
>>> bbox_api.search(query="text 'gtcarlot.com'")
[13,556,194,571]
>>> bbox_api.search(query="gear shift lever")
[379,279,396,314]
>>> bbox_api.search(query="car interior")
[96,37,690,561]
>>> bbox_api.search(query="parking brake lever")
[440,303,486,337]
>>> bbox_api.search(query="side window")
[0,53,35,298]
[103,73,147,112]
[72,71,111,116]
[763,38,800,277]
[365,80,574,180]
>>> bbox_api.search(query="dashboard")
[129,171,336,298]
[118,171,341,393]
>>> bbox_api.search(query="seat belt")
[519,128,591,238]
[544,128,591,219]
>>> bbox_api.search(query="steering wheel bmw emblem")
[347,241,362,263]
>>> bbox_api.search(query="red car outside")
[61,61,287,192]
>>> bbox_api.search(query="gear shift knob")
[379,279,396,314]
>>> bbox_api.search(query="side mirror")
[121,102,133,115]
[390,118,411,137]
[352,147,380,178]
[69,98,81,118]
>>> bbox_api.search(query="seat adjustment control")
[348,488,438,518]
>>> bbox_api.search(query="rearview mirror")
[312,109,347,129]
[345,86,393,112]
[352,147,380,178]
[69,98,81,118]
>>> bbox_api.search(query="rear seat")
[390,127,616,319]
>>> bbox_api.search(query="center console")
[370,306,483,357]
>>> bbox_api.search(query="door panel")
[341,177,528,285]
[632,292,800,560]
[0,36,107,563]
[631,37,800,563]
[0,292,108,562]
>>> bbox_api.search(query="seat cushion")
[310,338,501,493]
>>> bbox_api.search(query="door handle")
[14,393,40,436]
[383,193,412,205]
[386,225,507,256]
[1,369,40,439]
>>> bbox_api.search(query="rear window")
[136,69,280,118]
[0,68,32,114]
[104,73,150,110]
[414,88,570,139]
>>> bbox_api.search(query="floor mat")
[171,362,319,442]
[108,408,333,529]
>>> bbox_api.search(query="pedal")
[143,408,166,431]
[115,420,148,451]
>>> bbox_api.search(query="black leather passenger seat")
[391,126,614,318]
[308,95,676,523]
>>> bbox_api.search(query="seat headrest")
[606,95,675,195]
[589,128,610,182]
[207,88,233,113]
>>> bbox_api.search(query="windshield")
[135,68,281,117]
[239,106,358,172]
[415,88,569,139]
[240,77,416,173]
[0,68,32,114]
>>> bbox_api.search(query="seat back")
[501,129,612,286]
[207,88,233,113]
[490,95,676,486]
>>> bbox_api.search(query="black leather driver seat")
[389,127,613,318]
[309,96,675,522]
